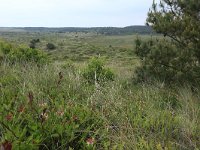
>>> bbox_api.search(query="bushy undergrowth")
[0,61,199,149]
[0,62,110,149]
[0,40,48,64]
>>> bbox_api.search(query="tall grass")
[0,61,199,149]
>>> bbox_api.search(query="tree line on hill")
[0,26,154,35]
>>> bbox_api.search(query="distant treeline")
[0,26,154,35]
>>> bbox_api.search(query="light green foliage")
[0,41,12,55]
[83,57,115,84]
[0,40,48,64]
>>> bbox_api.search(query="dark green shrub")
[83,57,114,84]
[31,39,40,43]
[46,43,56,50]
[29,42,36,49]
[29,39,40,49]
[134,38,200,85]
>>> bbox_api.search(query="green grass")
[0,61,199,149]
[0,32,159,63]
[0,33,199,149]
[0,32,151,80]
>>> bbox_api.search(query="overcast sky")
[0,0,154,27]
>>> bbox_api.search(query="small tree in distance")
[46,43,56,50]
[29,39,40,49]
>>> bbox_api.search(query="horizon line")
[0,25,148,28]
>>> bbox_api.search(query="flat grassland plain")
[0,32,149,76]
[0,31,199,149]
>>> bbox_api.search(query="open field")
[0,32,154,60]
[0,32,161,77]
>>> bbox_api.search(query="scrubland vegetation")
[0,0,200,149]
[1,54,199,149]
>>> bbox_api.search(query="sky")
[0,0,154,27]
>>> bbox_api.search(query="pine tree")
[135,0,200,85]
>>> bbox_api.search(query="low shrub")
[29,39,40,49]
[29,42,36,49]
[0,40,48,64]
[7,47,48,64]
[0,41,13,55]
[46,43,56,50]
[82,57,114,84]
[0,96,110,149]
[0,63,111,149]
